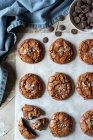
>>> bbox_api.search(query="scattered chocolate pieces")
[55,31,62,37]
[59,25,66,30]
[72,0,93,30]
[48,26,54,32]
[71,29,78,34]
[43,37,49,43]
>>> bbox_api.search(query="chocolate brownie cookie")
[18,39,43,64]
[18,118,37,139]
[21,104,41,119]
[49,112,73,137]
[49,38,74,64]
[19,73,43,99]
[32,118,48,131]
[76,72,93,99]
[80,109,93,136]
[79,39,93,64]
[47,73,72,100]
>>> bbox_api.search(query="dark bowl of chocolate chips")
[69,0,93,33]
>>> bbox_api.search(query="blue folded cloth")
[0,0,73,104]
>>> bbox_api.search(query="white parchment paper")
[15,33,93,140]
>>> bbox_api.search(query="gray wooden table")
[0,16,77,140]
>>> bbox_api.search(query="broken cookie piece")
[22,104,42,120]
[18,118,37,139]
[32,118,48,131]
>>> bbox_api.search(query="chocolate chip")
[87,0,92,4]
[55,31,62,37]
[74,17,80,24]
[59,25,66,30]
[86,26,92,29]
[59,15,65,21]
[75,6,82,13]
[71,29,78,34]
[81,16,87,21]
[48,26,54,32]
[81,21,88,28]
[72,12,78,17]
[43,37,49,43]
[77,1,84,6]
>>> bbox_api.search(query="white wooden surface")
[0,16,78,140]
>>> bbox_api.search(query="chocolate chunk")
[71,29,78,34]
[86,26,92,29]
[75,6,82,13]
[79,13,84,18]
[59,15,65,21]
[43,37,49,43]
[74,17,80,24]
[59,25,66,30]
[88,17,93,24]
[55,31,62,37]
[87,0,92,4]
[81,21,88,28]
[48,26,54,32]
[81,16,87,21]
[77,1,84,6]
[72,12,78,17]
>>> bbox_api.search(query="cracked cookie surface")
[22,104,41,119]
[32,118,47,131]
[19,73,43,99]
[79,39,93,65]
[49,112,73,137]
[47,73,72,100]
[49,38,74,64]
[18,39,43,64]
[80,109,93,136]
[18,118,37,139]
[76,72,93,99]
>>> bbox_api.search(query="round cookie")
[19,73,43,99]
[49,38,74,64]
[80,109,93,136]
[79,39,93,65]
[47,73,72,100]
[49,112,73,137]
[18,39,43,64]
[76,72,93,99]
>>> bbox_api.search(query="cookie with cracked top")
[79,39,93,65]
[19,73,43,99]
[49,38,74,64]
[18,118,37,139]
[32,118,48,131]
[80,109,93,136]
[47,73,72,100]
[49,112,74,137]
[18,39,43,64]
[76,72,93,99]
[21,104,41,120]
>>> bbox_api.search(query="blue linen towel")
[0,0,73,104]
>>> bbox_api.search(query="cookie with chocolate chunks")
[79,39,93,64]
[49,38,74,64]
[76,72,93,99]
[19,73,43,99]
[47,73,72,100]
[21,104,41,119]
[80,109,93,136]
[18,39,43,64]
[18,118,37,139]
[49,112,74,137]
